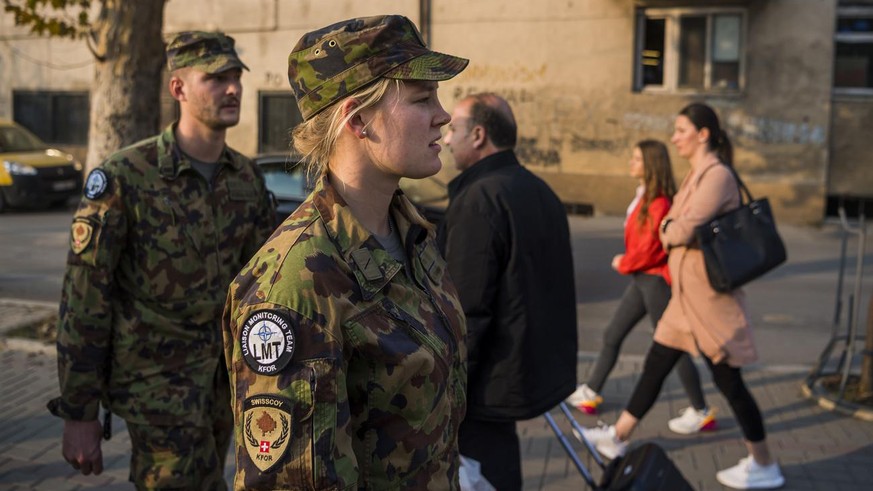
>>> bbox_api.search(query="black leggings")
[587,273,706,410]
[626,342,766,442]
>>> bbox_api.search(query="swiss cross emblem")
[259,441,270,453]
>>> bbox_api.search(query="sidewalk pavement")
[1,298,872,490]
[2,213,873,490]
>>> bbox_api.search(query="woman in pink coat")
[581,103,784,490]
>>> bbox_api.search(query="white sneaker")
[667,406,718,434]
[565,384,603,414]
[577,424,627,460]
[716,456,785,489]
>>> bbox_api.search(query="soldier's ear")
[341,98,369,139]
[169,75,186,102]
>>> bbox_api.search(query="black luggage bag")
[544,402,695,490]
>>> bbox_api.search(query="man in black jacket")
[439,93,578,490]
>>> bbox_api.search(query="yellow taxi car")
[0,119,83,211]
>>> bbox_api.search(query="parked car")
[0,119,83,212]
[254,153,448,226]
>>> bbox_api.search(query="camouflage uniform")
[223,176,467,490]
[48,31,274,490]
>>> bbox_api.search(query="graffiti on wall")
[516,137,562,167]
[451,86,536,105]
[622,111,826,146]
[459,64,548,84]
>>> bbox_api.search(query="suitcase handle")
[559,402,607,470]
[544,411,599,489]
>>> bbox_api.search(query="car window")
[0,125,49,153]
[260,161,310,200]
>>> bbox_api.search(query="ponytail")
[715,129,733,168]
[679,102,732,167]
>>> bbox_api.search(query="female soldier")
[581,104,784,490]
[222,15,469,490]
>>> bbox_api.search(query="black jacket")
[439,150,577,421]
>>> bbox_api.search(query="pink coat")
[653,154,758,366]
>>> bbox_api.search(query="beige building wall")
[0,0,844,223]
[433,0,835,224]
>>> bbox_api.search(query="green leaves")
[2,0,93,39]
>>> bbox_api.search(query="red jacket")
[615,194,671,284]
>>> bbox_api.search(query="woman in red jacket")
[566,140,716,435]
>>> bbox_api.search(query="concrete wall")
[0,0,842,223]
[830,98,873,198]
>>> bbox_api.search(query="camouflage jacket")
[49,124,275,427]
[223,175,467,490]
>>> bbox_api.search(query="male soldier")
[440,93,578,490]
[47,31,276,490]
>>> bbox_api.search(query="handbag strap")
[699,162,754,205]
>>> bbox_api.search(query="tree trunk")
[85,0,166,172]
[860,292,873,398]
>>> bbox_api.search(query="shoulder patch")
[242,395,292,472]
[240,310,296,375]
[70,219,94,254]
[83,169,108,200]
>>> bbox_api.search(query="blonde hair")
[291,78,434,230]
[292,78,398,177]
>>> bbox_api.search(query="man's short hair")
[467,93,517,150]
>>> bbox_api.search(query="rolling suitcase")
[544,402,695,490]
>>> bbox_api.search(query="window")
[834,7,873,95]
[259,92,303,154]
[12,91,90,144]
[635,8,745,93]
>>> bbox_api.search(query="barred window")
[12,90,89,144]
[259,92,303,154]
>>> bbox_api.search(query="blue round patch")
[240,310,296,375]
[83,169,108,200]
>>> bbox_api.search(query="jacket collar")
[689,153,724,187]
[311,175,431,300]
[156,122,243,180]
[448,149,519,199]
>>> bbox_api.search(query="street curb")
[0,298,56,335]
[0,337,56,356]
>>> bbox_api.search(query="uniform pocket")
[238,360,339,489]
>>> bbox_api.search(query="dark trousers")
[588,274,706,410]
[626,342,766,442]
[459,418,522,491]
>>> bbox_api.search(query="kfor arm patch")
[240,309,296,375]
[83,169,108,200]
[243,395,292,472]
[70,219,94,254]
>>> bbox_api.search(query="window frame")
[634,6,748,95]
[833,6,873,97]
[257,90,303,154]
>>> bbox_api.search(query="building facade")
[2,0,871,224]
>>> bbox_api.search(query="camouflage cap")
[166,31,249,74]
[288,15,469,121]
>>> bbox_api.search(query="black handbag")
[693,167,787,293]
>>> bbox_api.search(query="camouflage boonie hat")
[288,15,469,121]
[166,31,249,74]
